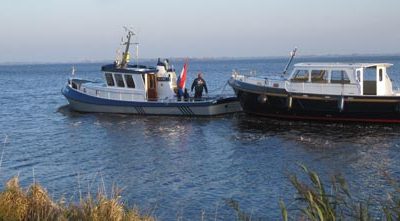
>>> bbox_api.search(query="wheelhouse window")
[291,70,309,82]
[124,74,136,88]
[114,74,125,87]
[310,70,328,83]
[105,73,115,86]
[330,70,350,84]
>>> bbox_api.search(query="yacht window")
[291,70,309,82]
[331,70,350,84]
[364,67,377,81]
[105,73,115,86]
[114,74,125,87]
[379,69,383,81]
[124,75,136,88]
[310,70,328,83]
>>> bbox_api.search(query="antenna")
[123,26,136,35]
[283,47,298,75]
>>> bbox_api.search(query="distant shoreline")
[1,53,400,66]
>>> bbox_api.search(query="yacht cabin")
[286,63,396,96]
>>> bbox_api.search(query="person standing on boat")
[191,72,208,99]
[183,88,190,101]
[177,88,190,101]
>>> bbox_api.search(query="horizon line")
[1,52,400,66]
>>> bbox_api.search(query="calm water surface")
[1,56,400,220]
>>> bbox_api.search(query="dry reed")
[0,176,154,221]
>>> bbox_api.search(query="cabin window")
[379,69,383,81]
[330,70,350,84]
[105,73,115,86]
[114,74,125,87]
[310,70,328,83]
[291,70,309,82]
[124,75,136,88]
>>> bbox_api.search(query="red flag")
[178,62,188,89]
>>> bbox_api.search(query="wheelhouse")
[104,72,141,89]
[288,63,394,96]
[99,64,159,101]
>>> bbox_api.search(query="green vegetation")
[1,165,399,220]
[280,165,400,221]
[0,176,154,221]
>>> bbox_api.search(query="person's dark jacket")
[191,77,208,97]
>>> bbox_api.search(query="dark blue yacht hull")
[230,79,400,123]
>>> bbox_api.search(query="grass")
[0,176,154,221]
[2,168,400,221]
[280,165,400,221]
[1,131,399,221]
[1,167,400,221]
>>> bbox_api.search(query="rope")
[207,81,234,97]
[207,83,226,94]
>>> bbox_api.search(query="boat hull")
[229,79,400,123]
[62,85,242,116]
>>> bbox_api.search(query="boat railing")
[77,85,146,102]
[232,73,362,95]
[232,72,286,89]
[287,82,361,95]
[74,84,226,103]
[69,78,92,91]
[154,95,224,103]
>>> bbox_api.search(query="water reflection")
[56,104,400,220]
[3,58,400,220]
[234,114,400,148]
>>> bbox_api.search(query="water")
[1,56,400,220]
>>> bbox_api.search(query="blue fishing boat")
[62,29,241,116]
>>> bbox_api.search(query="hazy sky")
[1,0,400,63]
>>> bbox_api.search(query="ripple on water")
[1,59,400,219]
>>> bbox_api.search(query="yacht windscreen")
[311,70,328,83]
[291,70,309,82]
[331,70,350,84]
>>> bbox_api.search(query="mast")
[120,27,135,68]
[282,47,297,75]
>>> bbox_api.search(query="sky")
[1,0,400,63]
